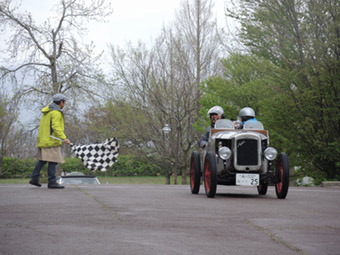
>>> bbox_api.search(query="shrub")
[100,155,161,176]
[1,155,162,178]
[61,157,86,174]
[1,157,36,178]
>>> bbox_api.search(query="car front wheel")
[190,151,201,194]
[204,152,217,198]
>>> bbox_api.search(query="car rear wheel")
[190,151,201,194]
[275,153,290,199]
[204,152,217,198]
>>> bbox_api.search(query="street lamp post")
[162,118,180,185]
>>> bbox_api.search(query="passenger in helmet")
[199,106,224,148]
[238,107,257,128]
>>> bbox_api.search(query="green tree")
[225,0,340,179]
[0,89,25,176]
[201,53,270,119]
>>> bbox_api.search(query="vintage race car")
[190,119,290,199]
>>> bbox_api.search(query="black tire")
[190,151,201,194]
[257,182,268,195]
[258,165,269,195]
[275,153,290,199]
[204,152,217,198]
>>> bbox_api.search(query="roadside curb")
[322,181,340,187]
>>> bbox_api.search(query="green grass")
[0,176,184,185]
[0,178,30,184]
[98,176,175,184]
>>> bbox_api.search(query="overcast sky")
[11,0,228,52]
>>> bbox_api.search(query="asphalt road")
[0,184,339,255]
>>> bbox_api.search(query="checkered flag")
[70,138,119,171]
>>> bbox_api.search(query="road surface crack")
[75,185,119,220]
[244,218,307,255]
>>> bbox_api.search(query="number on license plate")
[236,173,260,186]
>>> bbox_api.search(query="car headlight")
[264,147,277,161]
[218,146,232,160]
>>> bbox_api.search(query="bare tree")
[169,0,224,183]
[175,0,224,92]
[108,42,174,183]
[107,0,223,184]
[0,0,113,177]
[0,0,113,103]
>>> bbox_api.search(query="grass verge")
[0,176,184,185]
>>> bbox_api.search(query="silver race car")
[190,119,289,199]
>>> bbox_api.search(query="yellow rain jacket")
[37,103,67,148]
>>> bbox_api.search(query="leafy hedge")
[108,155,162,176]
[0,157,37,178]
[0,155,161,178]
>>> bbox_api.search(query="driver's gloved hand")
[234,121,243,129]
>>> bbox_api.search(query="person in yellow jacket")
[29,93,71,189]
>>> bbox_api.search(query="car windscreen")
[243,121,264,130]
[214,119,234,129]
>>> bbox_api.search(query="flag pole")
[50,135,73,146]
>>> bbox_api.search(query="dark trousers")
[31,160,57,183]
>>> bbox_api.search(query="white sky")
[9,0,228,53]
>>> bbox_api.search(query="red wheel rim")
[276,159,283,193]
[190,160,195,190]
[204,158,211,193]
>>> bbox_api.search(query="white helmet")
[239,107,255,121]
[207,106,224,118]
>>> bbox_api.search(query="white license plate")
[236,173,260,186]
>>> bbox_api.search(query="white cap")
[52,93,67,101]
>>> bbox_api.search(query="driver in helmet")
[235,107,257,129]
[199,106,224,148]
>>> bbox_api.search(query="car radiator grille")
[236,139,258,165]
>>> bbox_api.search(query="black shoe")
[29,180,42,187]
[48,183,65,189]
